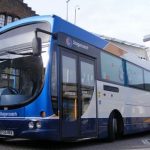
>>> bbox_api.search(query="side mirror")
[32,37,42,56]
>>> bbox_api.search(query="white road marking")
[142,139,150,145]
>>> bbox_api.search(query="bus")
[0,15,150,142]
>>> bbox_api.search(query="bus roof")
[0,15,150,70]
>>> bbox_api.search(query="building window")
[14,17,19,22]
[0,14,5,27]
[7,16,13,24]
[0,14,20,27]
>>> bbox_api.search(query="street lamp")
[143,35,150,60]
[66,0,70,21]
[74,5,80,25]
[143,34,150,42]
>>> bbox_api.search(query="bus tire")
[108,113,117,142]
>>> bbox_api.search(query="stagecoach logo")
[66,37,73,48]
[0,112,18,117]
[66,37,89,50]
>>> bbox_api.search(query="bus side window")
[100,51,124,84]
[144,70,150,91]
[126,62,144,89]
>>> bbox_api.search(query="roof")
[18,0,37,16]
[98,34,148,50]
[0,0,37,18]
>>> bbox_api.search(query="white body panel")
[97,80,150,119]
[81,87,97,118]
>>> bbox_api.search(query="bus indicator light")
[28,122,34,129]
[36,121,42,129]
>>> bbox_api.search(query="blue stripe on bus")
[0,117,149,140]
[52,15,108,49]
[0,15,108,50]
[0,15,54,33]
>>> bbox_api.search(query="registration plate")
[0,130,14,136]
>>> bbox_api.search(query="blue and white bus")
[0,15,150,141]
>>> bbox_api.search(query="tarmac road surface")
[0,132,150,150]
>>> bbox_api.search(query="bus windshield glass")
[0,22,50,107]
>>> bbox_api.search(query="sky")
[24,0,150,47]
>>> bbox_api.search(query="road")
[1,132,150,150]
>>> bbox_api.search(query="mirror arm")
[35,28,57,40]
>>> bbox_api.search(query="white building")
[98,35,150,60]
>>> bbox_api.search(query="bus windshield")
[0,22,50,107]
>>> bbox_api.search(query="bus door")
[79,57,97,138]
[60,48,97,139]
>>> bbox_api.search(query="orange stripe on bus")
[104,43,127,57]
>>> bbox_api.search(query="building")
[99,35,150,60]
[0,0,37,27]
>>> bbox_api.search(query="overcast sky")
[24,0,150,47]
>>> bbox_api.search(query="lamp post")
[66,0,70,21]
[74,5,80,25]
[143,35,150,42]
[143,35,150,60]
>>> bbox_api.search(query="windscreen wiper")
[7,51,46,56]
[0,58,11,61]
[7,51,33,56]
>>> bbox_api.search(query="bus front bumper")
[0,118,60,141]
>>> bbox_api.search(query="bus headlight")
[28,121,34,129]
[36,121,42,129]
